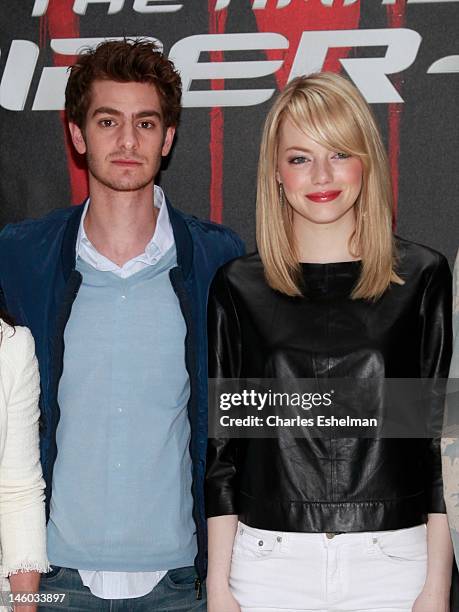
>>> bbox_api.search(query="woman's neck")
[293,211,359,264]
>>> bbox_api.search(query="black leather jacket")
[205,238,452,532]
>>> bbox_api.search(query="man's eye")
[139,121,154,129]
[99,119,115,127]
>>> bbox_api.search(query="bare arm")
[413,513,453,612]
[9,571,41,612]
[207,515,240,612]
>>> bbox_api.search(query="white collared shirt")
[74,185,172,599]
[76,184,174,279]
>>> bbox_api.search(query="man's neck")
[84,182,158,267]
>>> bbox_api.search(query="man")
[0,39,243,611]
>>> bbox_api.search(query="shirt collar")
[75,185,174,272]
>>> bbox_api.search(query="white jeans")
[230,522,427,612]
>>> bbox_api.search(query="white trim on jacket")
[0,320,49,579]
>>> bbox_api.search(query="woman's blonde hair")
[256,72,402,300]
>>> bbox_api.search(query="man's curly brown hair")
[65,39,182,129]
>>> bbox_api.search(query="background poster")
[0,0,458,262]
[1,0,459,600]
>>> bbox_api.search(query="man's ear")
[161,126,175,157]
[68,122,87,155]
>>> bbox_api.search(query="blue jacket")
[0,200,244,585]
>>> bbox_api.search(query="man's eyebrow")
[134,110,162,120]
[92,107,122,118]
[91,107,162,120]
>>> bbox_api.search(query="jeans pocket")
[41,566,64,583]
[164,566,197,590]
[232,523,281,561]
[372,526,427,565]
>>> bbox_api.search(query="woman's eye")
[334,152,351,160]
[288,156,309,165]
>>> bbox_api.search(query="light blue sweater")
[47,247,197,570]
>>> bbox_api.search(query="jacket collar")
[61,197,193,282]
[165,196,193,279]
[62,203,85,281]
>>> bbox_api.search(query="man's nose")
[117,122,138,150]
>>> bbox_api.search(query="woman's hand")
[207,584,241,612]
[412,514,453,612]
[412,587,449,612]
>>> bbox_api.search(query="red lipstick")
[306,190,342,203]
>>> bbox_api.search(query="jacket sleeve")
[205,267,243,518]
[418,254,452,514]
[0,326,49,576]
[442,250,459,557]
[449,250,459,378]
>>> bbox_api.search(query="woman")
[0,313,49,611]
[206,73,453,611]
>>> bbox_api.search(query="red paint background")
[42,0,88,204]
